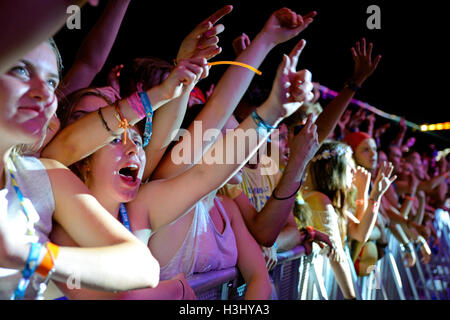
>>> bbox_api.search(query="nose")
[28,76,53,104]
[124,132,139,156]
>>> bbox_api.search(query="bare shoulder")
[39,157,70,170]
[303,190,332,211]
[217,194,240,223]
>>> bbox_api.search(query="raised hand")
[266,40,314,119]
[106,64,124,92]
[351,38,382,86]
[371,161,397,199]
[232,32,251,56]
[289,113,319,166]
[176,5,233,63]
[261,8,317,46]
[353,166,371,196]
[159,58,208,101]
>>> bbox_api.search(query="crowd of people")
[0,1,448,300]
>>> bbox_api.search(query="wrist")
[257,102,283,128]
[254,30,279,51]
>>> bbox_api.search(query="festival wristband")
[126,92,146,120]
[36,242,60,278]
[11,242,42,300]
[251,110,277,136]
[137,87,154,147]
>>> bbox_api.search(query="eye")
[10,65,30,79]
[47,78,58,89]
[111,137,122,145]
[133,139,143,147]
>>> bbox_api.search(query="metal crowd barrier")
[188,210,449,300]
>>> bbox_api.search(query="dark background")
[54,0,449,151]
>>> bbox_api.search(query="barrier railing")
[187,210,450,300]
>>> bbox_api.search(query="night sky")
[54,0,449,150]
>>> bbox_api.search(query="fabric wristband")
[36,242,60,278]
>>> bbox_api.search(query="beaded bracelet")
[355,199,364,206]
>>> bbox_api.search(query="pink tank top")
[158,197,238,281]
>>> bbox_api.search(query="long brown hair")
[307,140,354,217]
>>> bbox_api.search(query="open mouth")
[118,163,139,183]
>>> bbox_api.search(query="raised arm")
[58,0,131,98]
[315,38,381,143]
[152,7,317,180]
[141,5,233,181]
[130,52,314,231]
[0,0,92,74]
[41,58,206,165]
[349,161,397,242]
[233,113,319,247]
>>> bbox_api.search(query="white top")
[157,197,238,281]
[0,155,55,300]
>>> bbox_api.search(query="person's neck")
[90,189,122,219]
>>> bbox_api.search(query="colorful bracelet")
[11,242,43,300]
[36,242,60,278]
[137,90,154,148]
[251,110,277,136]
[113,103,130,145]
[355,199,364,206]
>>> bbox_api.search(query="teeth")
[128,164,138,170]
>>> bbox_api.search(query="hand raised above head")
[350,38,382,86]
[261,8,317,46]
[176,5,233,62]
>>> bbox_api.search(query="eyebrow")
[20,59,59,80]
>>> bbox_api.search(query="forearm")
[75,0,130,70]
[251,159,306,246]
[0,0,87,74]
[243,273,271,300]
[153,33,275,180]
[59,0,131,96]
[413,199,426,225]
[275,225,301,252]
[329,257,356,299]
[315,87,357,144]
[51,242,159,292]
[351,196,381,242]
[42,87,170,165]
[143,93,190,181]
